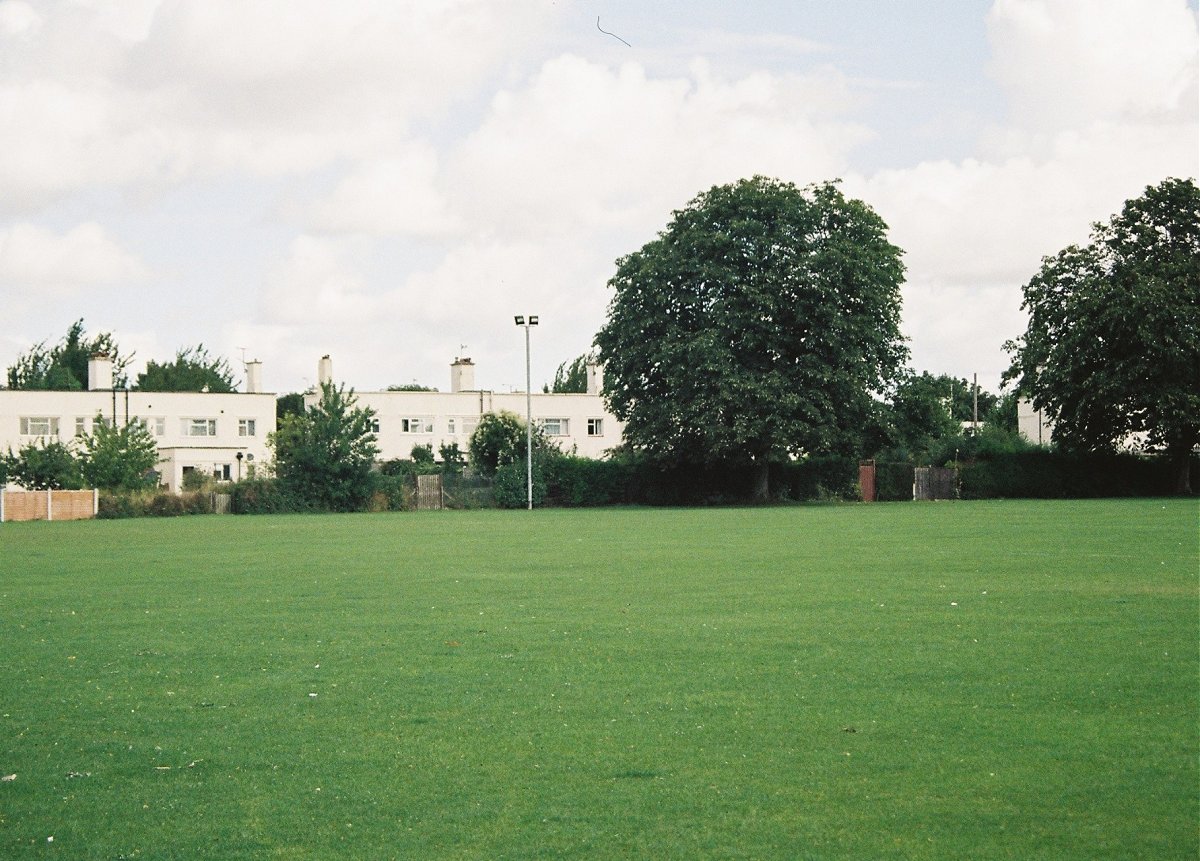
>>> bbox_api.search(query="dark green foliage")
[136,345,237,392]
[229,477,308,514]
[543,456,633,506]
[77,419,160,491]
[493,460,547,508]
[875,462,916,501]
[411,443,435,464]
[551,355,589,393]
[96,490,213,518]
[6,319,130,390]
[468,411,549,478]
[595,176,908,499]
[960,451,1198,499]
[386,383,438,391]
[439,442,467,472]
[276,393,305,421]
[6,439,83,489]
[269,382,380,511]
[772,457,860,502]
[1005,177,1200,493]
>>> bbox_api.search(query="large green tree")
[550,355,589,393]
[6,319,130,390]
[269,382,380,511]
[136,345,237,392]
[78,419,160,491]
[1004,177,1200,494]
[594,176,908,499]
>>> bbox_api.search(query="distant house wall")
[305,356,624,463]
[1017,397,1052,446]
[0,389,276,492]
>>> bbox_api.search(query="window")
[447,417,457,435]
[369,418,380,433]
[19,417,59,436]
[238,418,256,437]
[587,418,604,437]
[541,418,569,436]
[137,417,165,437]
[183,418,217,437]
[400,417,433,434]
[75,417,88,437]
[462,418,478,437]
[213,464,232,481]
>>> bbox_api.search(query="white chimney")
[245,360,263,394]
[88,354,113,391]
[450,357,475,393]
[586,360,603,396]
[318,355,333,387]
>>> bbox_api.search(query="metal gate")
[417,474,444,510]
[913,467,958,500]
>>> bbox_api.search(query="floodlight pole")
[514,315,539,510]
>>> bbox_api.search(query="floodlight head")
[529,315,539,326]
[514,315,524,325]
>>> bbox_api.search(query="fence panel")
[417,474,444,510]
[1,490,97,522]
[913,467,958,501]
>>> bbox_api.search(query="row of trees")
[593,174,1197,498]
[2,420,159,491]
[5,320,238,393]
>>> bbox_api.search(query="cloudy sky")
[1,0,1196,396]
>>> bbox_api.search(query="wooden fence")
[1,489,98,522]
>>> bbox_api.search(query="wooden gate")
[858,460,876,502]
[913,467,958,500]
[417,474,444,510]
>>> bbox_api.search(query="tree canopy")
[550,355,589,393]
[594,176,908,498]
[6,319,130,390]
[1004,176,1200,493]
[78,419,160,491]
[136,345,237,392]
[269,382,380,511]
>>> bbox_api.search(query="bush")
[494,460,546,508]
[875,462,915,501]
[230,477,309,514]
[543,456,632,506]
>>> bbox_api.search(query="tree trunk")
[1170,446,1193,495]
[751,461,770,503]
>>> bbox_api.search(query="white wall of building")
[306,357,624,463]
[1017,397,1053,447]
[0,389,276,491]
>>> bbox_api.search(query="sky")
[1,0,1196,396]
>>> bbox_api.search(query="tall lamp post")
[514,315,539,510]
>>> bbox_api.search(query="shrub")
[494,460,546,508]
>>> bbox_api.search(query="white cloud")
[987,0,1198,132]
[0,222,150,291]
[450,54,870,242]
[0,0,42,39]
[299,143,463,237]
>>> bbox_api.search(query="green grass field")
[0,500,1196,859]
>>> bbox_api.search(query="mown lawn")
[0,500,1196,859]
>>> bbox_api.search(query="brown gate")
[416,474,444,510]
[858,460,876,502]
[913,467,958,500]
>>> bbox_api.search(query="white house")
[0,355,276,491]
[1017,397,1053,446]
[305,355,624,463]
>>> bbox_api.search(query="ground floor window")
[19,417,59,436]
[541,418,569,436]
[587,418,604,436]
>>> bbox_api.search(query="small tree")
[411,443,435,464]
[551,355,589,393]
[269,382,380,511]
[439,442,467,472]
[78,418,160,491]
[467,411,528,477]
[6,439,83,489]
[136,345,237,392]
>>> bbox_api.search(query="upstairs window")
[138,417,166,437]
[238,419,256,437]
[19,417,59,436]
[541,418,569,436]
[183,418,217,437]
[400,417,433,434]
[587,418,604,436]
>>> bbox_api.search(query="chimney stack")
[586,359,603,396]
[317,355,333,387]
[245,360,263,394]
[450,357,475,393]
[88,354,113,391]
